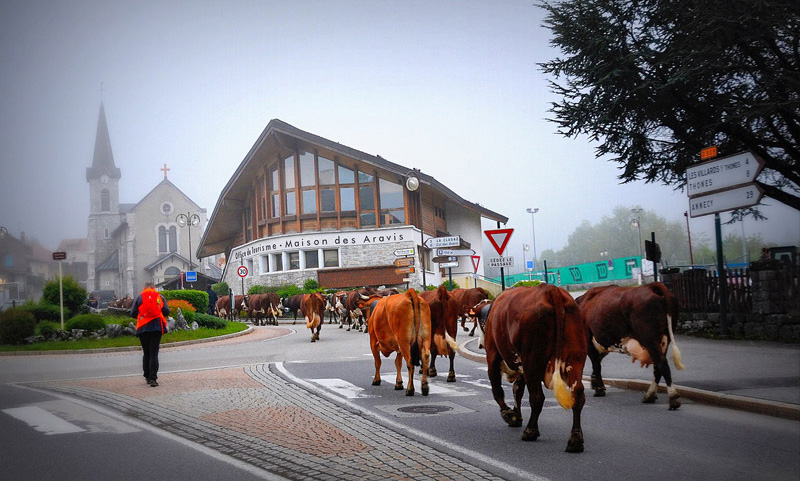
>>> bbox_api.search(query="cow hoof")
[447,372,456,383]
[469,332,474,337]
[394,381,404,390]
[521,427,539,441]
[501,410,522,427]
[310,338,316,343]
[428,367,438,377]
[292,321,296,325]
[642,392,658,404]
[669,395,681,410]
[593,388,606,397]
[422,383,429,396]
[462,327,468,332]
[339,325,343,329]
[372,380,381,386]
[566,430,584,453]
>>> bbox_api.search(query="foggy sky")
[1,0,797,261]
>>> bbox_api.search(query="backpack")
[139,289,164,319]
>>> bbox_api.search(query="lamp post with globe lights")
[176,212,201,271]
[526,208,539,274]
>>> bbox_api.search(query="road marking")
[310,379,378,398]
[3,406,85,435]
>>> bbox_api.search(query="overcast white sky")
[1,0,798,262]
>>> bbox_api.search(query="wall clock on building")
[100,174,109,184]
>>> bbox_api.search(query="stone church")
[86,102,218,296]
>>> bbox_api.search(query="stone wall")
[676,312,800,342]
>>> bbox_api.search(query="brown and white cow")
[577,282,685,410]
[343,287,379,332]
[367,288,432,396]
[302,292,326,342]
[215,295,248,320]
[451,287,490,336]
[419,285,461,382]
[484,285,587,453]
[248,293,282,326]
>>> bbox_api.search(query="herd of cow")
[220,282,685,453]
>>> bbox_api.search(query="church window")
[104,228,110,239]
[379,178,404,225]
[158,226,167,253]
[161,202,173,215]
[164,266,180,277]
[169,226,177,252]
[101,189,110,212]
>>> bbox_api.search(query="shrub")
[0,308,37,344]
[303,279,320,292]
[276,284,302,298]
[248,285,270,294]
[167,299,196,314]
[512,280,542,288]
[164,289,207,314]
[42,276,87,315]
[38,322,59,338]
[65,314,106,332]
[441,280,460,291]
[21,301,62,323]
[212,282,229,298]
[194,313,227,329]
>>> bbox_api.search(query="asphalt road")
[1,324,798,481]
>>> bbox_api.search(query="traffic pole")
[58,260,64,330]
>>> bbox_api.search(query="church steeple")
[86,101,121,181]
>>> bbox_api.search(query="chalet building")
[197,119,507,292]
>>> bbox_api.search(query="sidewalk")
[458,334,800,420]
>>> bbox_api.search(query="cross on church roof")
[161,163,170,179]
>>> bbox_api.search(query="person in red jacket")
[130,282,170,387]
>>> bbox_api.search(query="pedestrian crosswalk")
[2,400,140,436]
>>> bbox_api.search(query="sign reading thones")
[686,151,764,197]
[688,183,764,218]
[484,229,514,256]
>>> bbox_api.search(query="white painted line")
[3,406,85,435]
[310,378,378,398]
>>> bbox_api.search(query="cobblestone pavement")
[33,363,507,481]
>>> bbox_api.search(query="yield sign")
[471,255,481,273]
[484,228,514,256]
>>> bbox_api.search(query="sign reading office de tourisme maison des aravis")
[231,226,420,262]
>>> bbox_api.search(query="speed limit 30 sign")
[237,265,248,277]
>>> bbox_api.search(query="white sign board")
[688,183,764,218]
[686,151,764,197]
[394,248,415,257]
[488,256,514,268]
[436,249,475,256]
[439,261,459,268]
[424,236,460,249]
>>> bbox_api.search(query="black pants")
[138,331,162,381]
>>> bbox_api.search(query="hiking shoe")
[148,379,159,387]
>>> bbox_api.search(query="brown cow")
[302,292,326,342]
[248,293,282,326]
[343,287,379,332]
[215,295,248,320]
[484,285,587,453]
[367,289,432,396]
[419,285,461,382]
[577,282,685,410]
[451,287,489,336]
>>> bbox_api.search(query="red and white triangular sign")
[471,255,480,273]
[484,228,514,256]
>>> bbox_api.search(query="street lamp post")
[631,208,643,282]
[405,170,425,289]
[176,212,201,270]
[526,207,539,275]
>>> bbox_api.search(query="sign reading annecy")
[232,227,418,261]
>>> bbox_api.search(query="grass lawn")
[0,322,249,352]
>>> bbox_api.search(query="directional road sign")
[424,236,460,249]
[395,266,415,275]
[686,151,764,197]
[439,261,458,268]
[688,183,764,218]
[393,257,415,267]
[484,229,513,256]
[432,256,457,264]
[436,248,475,256]
[488,256,514,268]
[394,248,415,257]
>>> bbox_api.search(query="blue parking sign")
[185,271,197,282]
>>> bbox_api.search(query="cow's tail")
[548,287,574,410]
[409,289,422,367]
[651,283,686,371]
